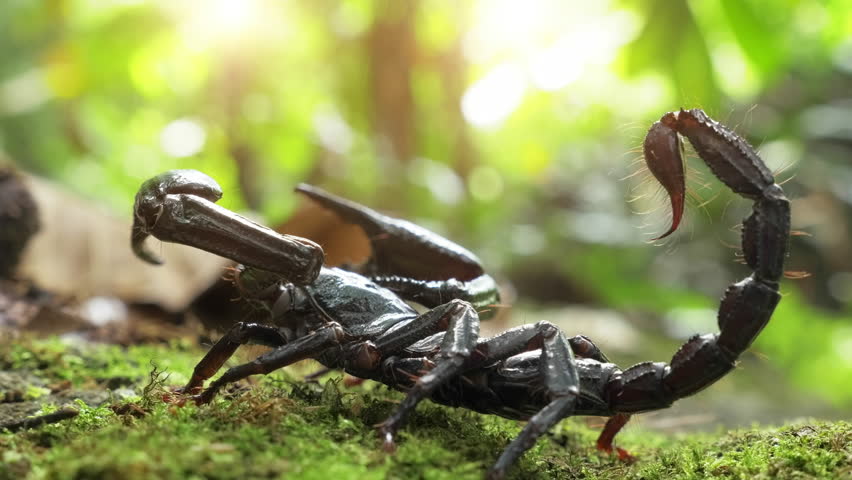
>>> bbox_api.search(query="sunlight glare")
[461,62,527,129]
[408,157,465,206]
[710,42,760,99]
[463,0,560,62]
[529,12,638,91]
[160,118,206,158]
[528,41,583,91]
[164,0,279,51]
[313,108,354,155]
[461,2,641,127]
[468,165,504,202]
[211,0,255,35]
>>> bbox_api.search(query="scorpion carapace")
[130,108,789,480]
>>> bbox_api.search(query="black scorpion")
[131,109,789,479]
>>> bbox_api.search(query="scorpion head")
[228,265,317,339]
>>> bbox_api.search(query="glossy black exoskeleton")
[131,109,789,480]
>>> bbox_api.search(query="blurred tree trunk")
[437,29,477,179]
[217,54,261,210]
[368,1,417,165]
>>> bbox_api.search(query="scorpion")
[131,109,789,479]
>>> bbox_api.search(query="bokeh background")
[1,0,851,428]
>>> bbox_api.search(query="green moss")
[0,337,201,387]
[0,337,849,479]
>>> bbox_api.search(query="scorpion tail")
[604,109,790,433]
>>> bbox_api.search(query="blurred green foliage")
[1,0,851,410]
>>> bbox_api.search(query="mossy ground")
[1,336,849,480]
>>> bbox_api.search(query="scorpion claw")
[175,385,202,396]
[132,170,223,265]
[132,230,163,265]
[131,170,325,285]
[296,183,484,281]
[296,183,500,318]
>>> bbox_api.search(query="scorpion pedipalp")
[131,170,325,285]
[295,183,485,281]
[295,183,500,317]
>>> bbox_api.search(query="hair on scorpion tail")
[769,157,811,279]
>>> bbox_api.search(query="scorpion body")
[131,109,789,479]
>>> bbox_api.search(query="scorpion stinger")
[643,113,686,240]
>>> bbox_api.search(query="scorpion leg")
[373,299,481,450]
[132,170,324,285]
[595,413,633,459]
[296,184,500,317]
[489,398,577,480]
[380,356,435,387]
[373,331,596,444]
[367,274,500,320]
[181,322,287,393]
[469,322,579,480]
[193,323,347,404]
[373,299,477,354]
[605,109,789,441]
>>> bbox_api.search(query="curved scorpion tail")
[608,108,790,416]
